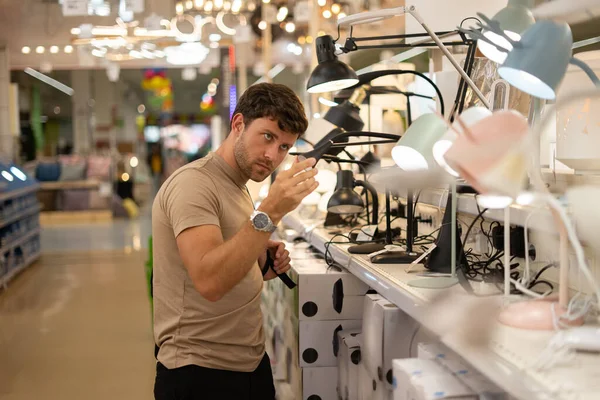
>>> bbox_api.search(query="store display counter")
[283,211,600,400]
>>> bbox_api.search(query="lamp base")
[371,251,420,264]
[348,243,386,254]
[498,299,585,330]
[408,276,459,289]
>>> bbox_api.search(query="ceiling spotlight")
[293,46,303,56]
[209,33,222,42]
[298,36,306,45]
[306,35,313,44]
[64,45,74,53]
[224,1,231,11]
[137,104,146,113]
[285,22,296,33]
[121,173,130,182]
[323,9,332,18]
[204,0,213,11]
[317,0,326,6]
[21,46,31,54]
[130,156,139,168]
[50,46,59,54]
[258,20,267,30]
[248,2,256,11]
[214,0,223,9]
[331,3,341,14]
[186,0,193,9]
[262,0,270,3]
[176,2,184,14]
[36,46,45,54]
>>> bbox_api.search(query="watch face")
[254,213,269,229]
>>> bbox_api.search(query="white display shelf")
[0,252,41,287]
[0,185,39,202]
[0,205,41,229]
[283,212,600,400]
[394,188,558,234]
[0,228,41,255]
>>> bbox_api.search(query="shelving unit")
[283,211,600,400]
[0,178,42,288]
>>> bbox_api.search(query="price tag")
[356,225,378,242]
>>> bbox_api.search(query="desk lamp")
[307,6,490,109]
[327,170,379,226]
[476,0,535,64]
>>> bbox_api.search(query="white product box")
[293,260,370,321]
[362,294,421,390]
[300,320,362,367]
[392,359,476,400]
[358,364,390,400]
[417,342,448,361]
[337,331,362,400]
[303,366,338,400]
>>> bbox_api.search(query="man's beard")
[234,133,271,182]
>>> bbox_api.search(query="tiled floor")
[0,215,156,399]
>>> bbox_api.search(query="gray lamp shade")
[392,113,447,171]
[498,21,573,100]
[307,35,359,93]
[477,0,535,64]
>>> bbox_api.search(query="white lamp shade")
[392,113,447,171]
[302,191,322,206]
[318,191,333,212]
[315,169,337,193]
[432,107,492,177]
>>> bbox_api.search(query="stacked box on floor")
[292,247,370,400]
[361,294,434,400]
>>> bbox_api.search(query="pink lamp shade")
[432,106,493,177]
[443,110,529,197]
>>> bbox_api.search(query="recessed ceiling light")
[36,46,45,54]
[258,20,267,30]
[50,46,59,54]
[64,45,74,53]
[21,46,31,54]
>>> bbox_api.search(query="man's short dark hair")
[231,83,308,135]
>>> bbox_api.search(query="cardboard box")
[303,367,338,400]
[362,294,421,390]
[337,331,362,400]
[358,364,389,400]
[300,319,362,367]
[392,359,476,400]
[292,260,370,321]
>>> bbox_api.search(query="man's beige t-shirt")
[152,152,265,372]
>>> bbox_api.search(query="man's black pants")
[154,353,276,400]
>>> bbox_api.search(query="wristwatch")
[250,210,277,233]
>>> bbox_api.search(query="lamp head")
[392,113,447,171]
[432,107,493,177]
[477,0,535,64]
[498,21,573,100]
[307,35,359,93]
[327,170,364,214]
[324,87,366,132]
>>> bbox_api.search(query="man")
[152,83,317,400]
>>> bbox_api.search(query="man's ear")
[231,113,245,135]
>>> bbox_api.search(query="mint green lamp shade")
[392,113,448,171]
[498,21,573,100]
[477,0,535,64]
